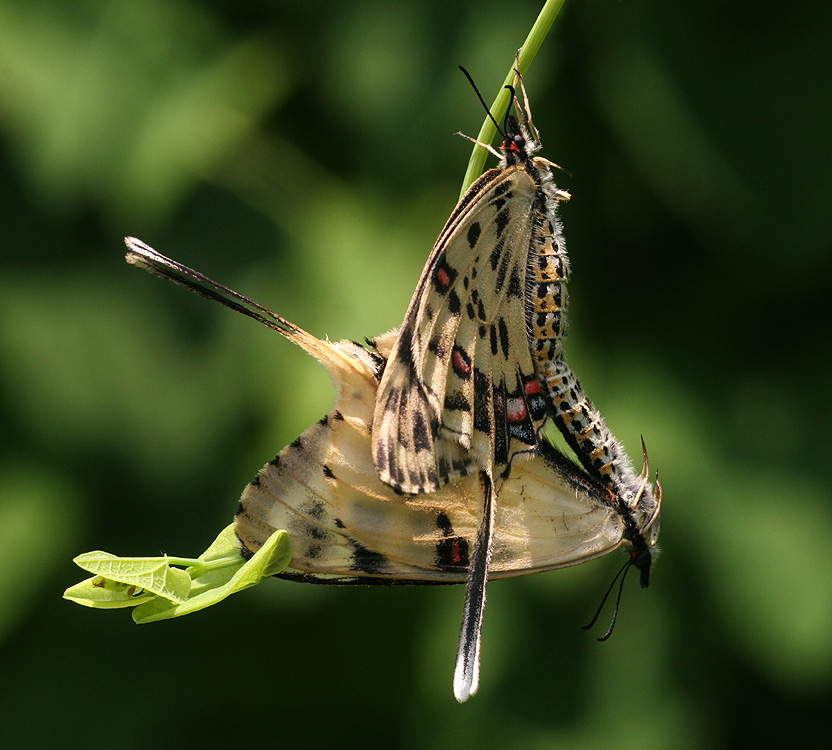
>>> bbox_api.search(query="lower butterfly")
[124,237,661,702]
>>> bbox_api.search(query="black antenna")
[458,66,506,139]
[582,557,636,642]
[502,84,517,133]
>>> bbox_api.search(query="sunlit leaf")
[71,551,192,603]
[132,526,291,623]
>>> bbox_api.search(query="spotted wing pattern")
[372,75,658,521]
[372,144,567,496]
[123,238,659,587]
[236,328,650,583]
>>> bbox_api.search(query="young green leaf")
[132,527,291,623]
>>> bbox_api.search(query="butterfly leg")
[511,57,539,143]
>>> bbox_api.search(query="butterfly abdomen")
[526,187,570,365]
[519,174,644,500]
[539,357,645,502]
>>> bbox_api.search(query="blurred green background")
[1,0,830,747]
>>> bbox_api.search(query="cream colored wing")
[372,165,548,495]
[237,322,627,583]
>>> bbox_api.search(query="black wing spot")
[308,500,327,520]
[498,317,510,359]
[384,387,400,412]
[495,207,511,238]
[322,465,335,479]
[351,542,389,575]
[493,384,509,464]
[444,391,471,412]
[493,180,511,197]
[508,265,522,298]
[473,369,491,434]
[308,523,329,541]
[428,335,447,359]
[509,421,537,445]
[374,444,388,473]
[489,237,505,271]
[467,222,481,248]
[412,411,432,452]
[448,289,461,315]
[495,250,511,293]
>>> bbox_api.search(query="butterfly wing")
[236,327,628,583]
[373,165,549,494]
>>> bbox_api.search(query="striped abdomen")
[526,189,642,500]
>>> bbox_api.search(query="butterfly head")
[625,449,662,589]
[583,472,661,640]
[500,91,541,166]
[501,115,529,164]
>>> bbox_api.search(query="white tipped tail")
[452,471,495,702]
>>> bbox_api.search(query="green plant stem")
[162,555,243,577]
[459,0,566,197]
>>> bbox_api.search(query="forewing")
[373,165,547,494]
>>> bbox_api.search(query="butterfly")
[370,69,661,699]
[124,237,661,702]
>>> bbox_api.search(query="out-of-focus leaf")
[0,0,290,223]
[0,465,82,640]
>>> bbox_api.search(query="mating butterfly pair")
[125,67,660,703]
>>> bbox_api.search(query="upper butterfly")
[373,71,654,517]
[372,70,572,496]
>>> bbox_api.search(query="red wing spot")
[507,397,528,423]
[524,379,542,396]
[451,540,462,565]
[436,267,451,289]
[451,346,472,377]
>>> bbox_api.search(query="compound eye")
[513,134,525,148]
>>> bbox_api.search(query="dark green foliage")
[1,1,830,747]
